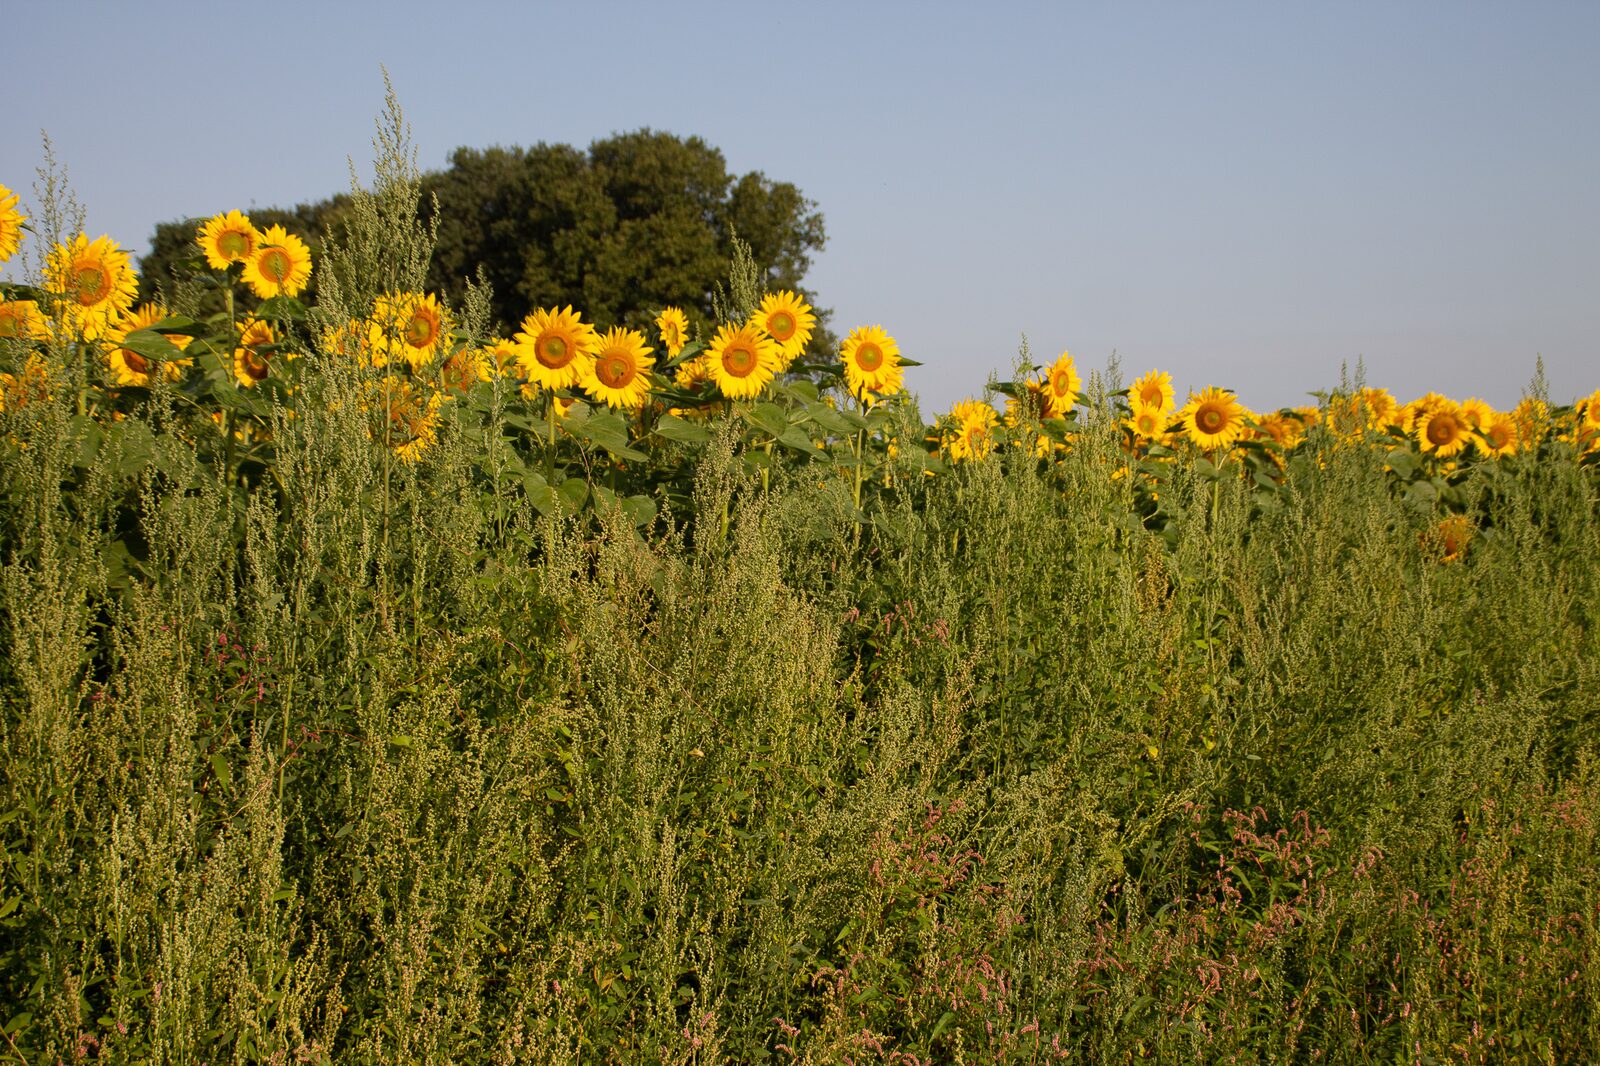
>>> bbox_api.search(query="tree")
[140,130,830,351]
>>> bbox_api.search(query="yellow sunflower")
[1128,369,1174,416]
[46,233,139,339]
[106,303,192,386]
[1181,386,1246,451]
[0,300,50,342]
[944,399,999,462]
[1579,389,1600,432]
[584,326,655,411]
[1399,392,1452,437]
[370,291,450,371]
[440,346,491,394]
[514,306,599,391]
[1459,398,1493,433]
[1512,397,1549,449]
[1476,410,1519,458]
[196,210,259,271]
[1125,401,1167,441]
[655,306,689,358]
[241,224,312,299]
[0,184,26,264]
[1428,514,1473,564]
[1041,351,1081,417]
[233,318,278,387]
[839,324,903,401]
[1255,411,1306,450]
[0,354,54,411]
[752,291,816,368]
[370,376,443,463]
[706,320,779,399]
[1415,400,1472,458]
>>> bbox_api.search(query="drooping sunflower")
[584,326,655,411]
[233,318,278,387]
[241,224,312,299]
[840,324,903,401]
[46,233,139,339]
[440,346,491,395]
[1415,399,1472,458]
[1181,386,1246,451]
[0,184,26,264]
[370,291,450,371]
[1476,410,1519,458]
[196,210,259,270]
[106,303,192,386]
[514,306,599,391]
[944,399,999,463]
[655,306,689,358]
[0,300,49,342]
[1128,369,1174,416]
[1042,351,1081,417]
[707,321,779,400]
[752,291,816,368]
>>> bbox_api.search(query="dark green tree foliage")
[139,130,830,349]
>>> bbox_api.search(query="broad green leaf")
[556,478,589,513]
[621,495,657,528]
[654,413,711,443]
[743,402,789,439]
[777,425,821,455]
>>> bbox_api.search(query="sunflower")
[1399,392,1452,437]
[1005,380,1063,456]
[440,346,491,394]
[0,184,26,264]
[1416,400,1473,458]
[46,233,139,339]
[1042,352,1081,417]
[1254,411,1306,450]
[0,354,54,411]
[233,318,278,387]
[321,318,374,367]
[655,306,690,358]
[707,320,779,399]
[514,306,599,391]
[944,399,999,462]
[196,210,259,270]
[107,303,192,386]
[674,349,712,389]
[1125,402,1167,441]
[0,300,49,342]
[1476,410,1519,458]
[1579,390,1600,432]
[1128,369,1173,416]
[241,224,312,299]
[371,291,450,371]
[370,376,443,463]
[1427,514,1473,564]
[1512,397,1549,449]
[752,291,815,368]
[584,326,655,410]
[1181,386,1246,451]
[840,324,903,401]
[1459,398,1493,433]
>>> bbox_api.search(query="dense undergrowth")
[1,102,1597,1065]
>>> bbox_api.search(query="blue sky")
[4,0,1596,413]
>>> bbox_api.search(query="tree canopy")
[139,129,829,350]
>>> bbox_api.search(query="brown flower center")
[218,230,251,260]
[259,247,292,285]
[1426,415,1460,448]
[538,334,573,370]
[855,343,883,372]
[75,264,112,306]
[768,311,795,341]
[1197,405,1226,434]
[595,352,635,389]
[722,343,756,377]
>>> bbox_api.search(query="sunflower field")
[1,105,1597,1064]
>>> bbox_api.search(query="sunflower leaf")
[743,403,789,439]
[117,329,184,362]
[653,413,711,444]
[556,479,589,513]
[777,426,821,456]
[621,495,657,528]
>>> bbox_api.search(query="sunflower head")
[707,321,779,400]
[840,324,903,402]
[0,300,50,342]
[369,376,443,463]
[943,399,999,463]
[440,347,491,394]
[0,184,27,265]
[1424,513,1474,564]
[107,303,192,386]
[1042,352,1081,416]
[514,306,600,391]
[197,210,259,271]
[233,318,279,387]
[1476,411,1519,458]
[46,233,139,339]
[241,224,313,299]
[753,291,816,368]
[1254,411,1305,450]
[371,291,450,371]
[1181,386,1246,451]
[1125,402,1167,441]
[654,306,690,358]
[1129,369,1174,416]
[583,326,656,411]
[1416,401,1471,458]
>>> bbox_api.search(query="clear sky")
[4,0,1596,413]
